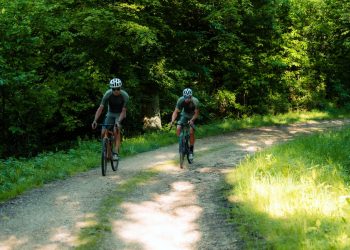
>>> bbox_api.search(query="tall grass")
[225,126,350,249]
[0,109,348,203]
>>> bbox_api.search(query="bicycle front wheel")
[110,140,118,171]
[185,140,192,164]
[101,138,108,176]
[179,136,185,168]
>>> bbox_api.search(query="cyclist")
[92,78,129,161]
[170,88,199,161]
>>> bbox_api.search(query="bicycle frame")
[103,129,115,155]
[100,124,120,176]
[178,123,193,168]
[179,125,190,152]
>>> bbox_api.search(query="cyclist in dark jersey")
[170,88,199,161]
[92,78,129,160]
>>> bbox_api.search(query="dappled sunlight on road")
[237,133,277,149]
[245,145,260,152]
[107,174,123,182]
[0,235,28,250]
[288,127,324,134]
[112,181,202,250]
[154,152,177,161]
[36,243,61,250]
[0,219,83,250]
[49,226,77,246]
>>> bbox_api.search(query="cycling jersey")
[176,96,199,117]
[100,89,129,116]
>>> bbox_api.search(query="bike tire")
[179,135,186,168]
[180,152,185,168]
[101,138,108,176]
[109,136,119,171]
[112,159,119,171]
[110,140,118,171]
[186,140,193,164]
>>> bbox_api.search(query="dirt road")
[1,119,349,250]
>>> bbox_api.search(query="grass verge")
[225,126,350,249]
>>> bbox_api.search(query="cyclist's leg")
[103,116,114,159]
[176,115,187,136]
[112,114,121,159]
[101,117,109,138]
[189,121,195,150]
[103,115,114,134]
[189,129,195,160]
[176,121,182,137]
[181,114,194,145]
[187,115,195,160]
[101,128,107,138]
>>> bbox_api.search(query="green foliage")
[0,0,349,158]
[212,89,241,117]
[0,140,99,201]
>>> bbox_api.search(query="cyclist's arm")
[117,91,128,125]
[93,91,110,123]
[94,105,104,122]
[92,105,104,129]
[171,108,180,124]
[118,107,127,123]
[121,90,129,105]
[190,108,199,124]
[171,97,183,124]
[189,97,200,124]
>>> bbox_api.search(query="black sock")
[190,145,194,153]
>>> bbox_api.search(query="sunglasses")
[112,87,121,91]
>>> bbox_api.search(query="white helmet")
[183,88,192,98]
[109,78,122,88]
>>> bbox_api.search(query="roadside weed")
[226,126,350,249]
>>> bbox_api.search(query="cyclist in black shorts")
[170,88,200,161]
[92,78,129,160]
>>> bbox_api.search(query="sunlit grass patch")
[225,126,350,249]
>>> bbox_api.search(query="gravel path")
[1,119,349,250]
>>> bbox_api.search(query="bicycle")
[99,123,119,176]
[170,122,195,168]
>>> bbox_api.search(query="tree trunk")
[142,94,162,131]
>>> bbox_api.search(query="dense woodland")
[0,0,349,158]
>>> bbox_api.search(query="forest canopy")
[0,0,349,158]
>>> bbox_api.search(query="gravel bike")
[171,122,194,168]
[99,123,119,176]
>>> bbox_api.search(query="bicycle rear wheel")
[101,138,108,176]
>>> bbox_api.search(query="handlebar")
[183,123,196,130]
[169,121,195,131]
